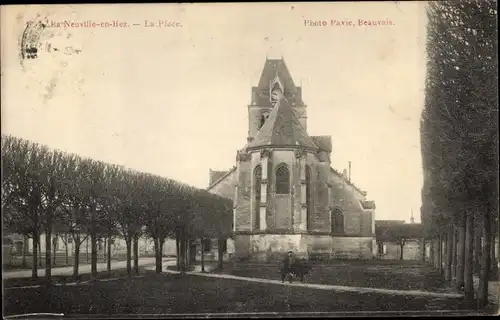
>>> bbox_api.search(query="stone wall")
[233,233,375,262]
[236,159,252,231]
[328,236,374,259]
[380,239,423,260]
[359,210,374,236]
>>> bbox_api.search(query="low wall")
[233,234,375,262]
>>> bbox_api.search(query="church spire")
[410,209,415,224]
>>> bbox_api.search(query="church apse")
[207,57,376,261]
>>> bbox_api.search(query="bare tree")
[57,155,91,278]
[37,149,73,280]
[111,169,144,276]
[3,137,48,279]
[96,164,123,274]
[142,174,180,273]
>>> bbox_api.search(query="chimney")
[348,161,351,183]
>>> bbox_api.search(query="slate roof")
[207,166,237,190]
[251,58,305,106]
[376,220,405,226]
[375,222,423,241]
[246,96,318,150]
[330,167,367,196]
[209,169,229,186]
[258,59,298,93]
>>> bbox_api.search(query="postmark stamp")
[20,15,49,61]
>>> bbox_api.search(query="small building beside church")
[207,58,377,262]
[375,220,424,260]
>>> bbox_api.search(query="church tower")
[207,57,376,262]
[247,59,308,141]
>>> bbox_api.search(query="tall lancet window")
[331,207,345,234]
[254,165,262,230]
[276,164,290,195]
[305,165,312,230]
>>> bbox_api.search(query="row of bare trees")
[421,1,498,309]
[2,134,233,281]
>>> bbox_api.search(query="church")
[207,58,377,262]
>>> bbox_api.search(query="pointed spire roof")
[246,96,318,150]
[258,58,298,93]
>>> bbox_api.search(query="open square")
[3,259,483,317]
[4,271,471,317]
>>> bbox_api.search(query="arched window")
[254,165,262,229]
[305,165,312,230]
[275,164,290,195]
[331,207,344,234]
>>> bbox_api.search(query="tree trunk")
[474,230,482,274]
[38,236,42,267]
[456,221,466,292]
[188,236,193,267]
[186,235,189,268]
[107,236,112,273]
[45,229,52,280]
[133,235,139,275]
[86,237,89,263]
[154,237,161,273]
[185,234,190,269]
[91,232,98,277]
[53,234,58,266]
[421,239,426,262]
[73,236,81,278]
[435,238,440,269]
[400,244,404,260]
[179,229,186,272]
[445,224,453,281]
[126,238,132,276]
[438,234,442,272]
[201,237,205,272]
[65,234,69,265]
[429,239,434,266]
[218,238,224,270]
[444,235,448,271]
[176,230,181,271]
[477,219,491,309]
[464,213,474,305]
[452,228,457,286]
[103,238,106,261]
[32,233,39,279]
[22,236,27,268]
[497,229,500,275]
[490,233,498,275]
[159,238,164,270]
[433,238,438,268]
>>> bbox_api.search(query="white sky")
[1,2,428,222]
